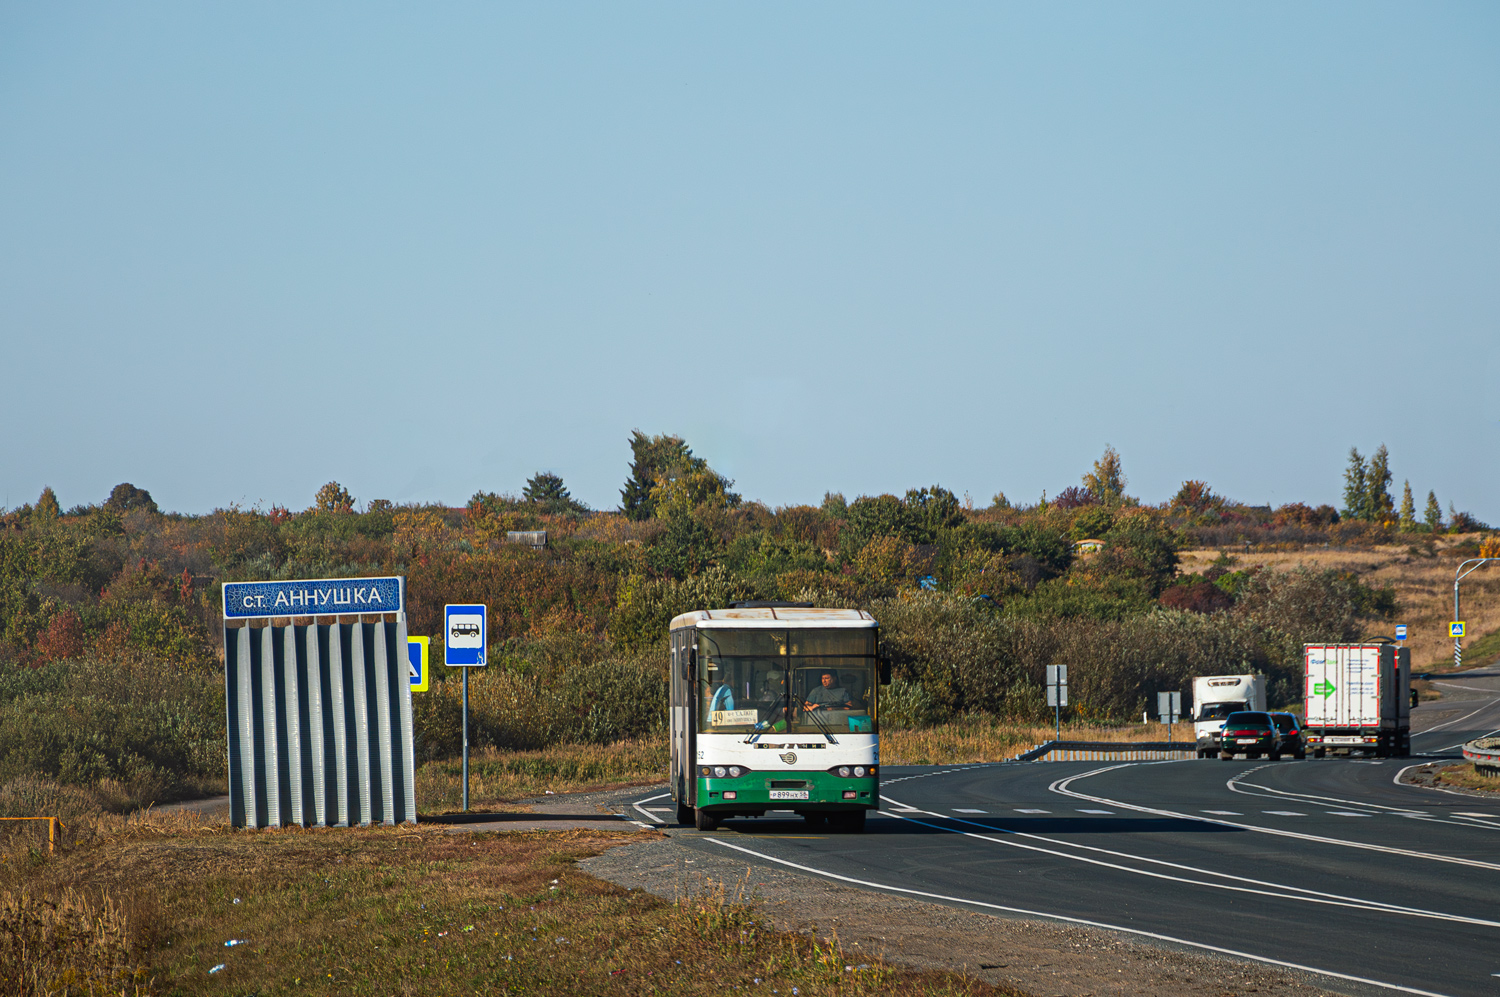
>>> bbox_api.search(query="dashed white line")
[1077,808,1113,814]
[1263,810,1306,816]
[1202,810,1241,815]
[1014,808,1050,814]
[954,808,987,814]
[1327,811,1374,817]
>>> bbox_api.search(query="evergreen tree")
[1398,480,1416,532]
[521,471,586,513]
[1342,447,1369,521]
[1424,490,1443,533]
[1082,445,1127,505]
[1365,445,1393,520]
[36,486,60,520]
[620,430,738,520]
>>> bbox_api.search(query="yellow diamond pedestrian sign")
[1450,621,1466,638]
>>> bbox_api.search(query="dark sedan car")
[1269,712,1306,760]
[1218,711,1281,760]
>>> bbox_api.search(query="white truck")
[1303,643,1410,758]
[1193,674,1266,758]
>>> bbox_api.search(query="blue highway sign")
[223,576,404,620]
[444,604,488,666]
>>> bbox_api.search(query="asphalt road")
[623,671,1500,997]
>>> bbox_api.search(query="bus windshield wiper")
[746,692,789,743]
[801,704,839,744]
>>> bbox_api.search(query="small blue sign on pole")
[444,604,487,667]
[1394,624,1407,641]
[408,637,430,692]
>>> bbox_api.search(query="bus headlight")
[727,766,745,777]
[713,766,727,778]
[853,766,866,777]
[838,766,851,777]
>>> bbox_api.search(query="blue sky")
[3,4,1497,520]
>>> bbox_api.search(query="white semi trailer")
[1303,643,1410,758]
[1193,674,1266,758]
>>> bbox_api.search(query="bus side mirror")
[879,656,892,686]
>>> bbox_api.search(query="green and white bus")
[669,605,887,832]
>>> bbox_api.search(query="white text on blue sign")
[223,577,405,620]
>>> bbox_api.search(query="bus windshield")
[696,629,877,735]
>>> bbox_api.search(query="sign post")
[1045,665,1068,743]
[1157,691,1182,744]
[1453,558,1499,670]
[444,604,488,812]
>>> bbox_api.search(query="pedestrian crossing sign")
[1450,621,1466,638]
[408,636,430,691]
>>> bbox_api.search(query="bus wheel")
[831,811,866,833]
[677,803,694,826]
[695,808,719,832]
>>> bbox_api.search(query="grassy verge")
[1441,625,1500,671]
[417,738,668,814]
[1432,762,1500,795]
[882,720,1187,765]
[414,719,1186,808]
[0,812,1018,997]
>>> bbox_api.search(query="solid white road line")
[878,795,1500,929]
[700,835,1461,997]
[1051,764,1500,873]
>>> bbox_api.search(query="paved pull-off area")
[578,671,1500,997]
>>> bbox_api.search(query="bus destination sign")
[223,576,405,620]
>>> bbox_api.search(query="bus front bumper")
[697,771,877,812]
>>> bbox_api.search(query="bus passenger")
[709,677,735,713]
[803,670,852,711]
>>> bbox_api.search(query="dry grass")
[1177,536,1500,669]
[417,738,668,815]
[1431,762,1500,795]
[0,809,1021,997]
[882,720,1184,765]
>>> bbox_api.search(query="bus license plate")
[769,790,809,800]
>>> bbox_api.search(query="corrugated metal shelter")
[222,577,415,828]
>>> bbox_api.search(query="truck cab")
[1193,674,1267,759]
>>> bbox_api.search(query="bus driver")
[802,670,852,711]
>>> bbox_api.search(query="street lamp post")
[1453,558,1500,669]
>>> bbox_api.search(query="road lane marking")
[954,808,987,813]
[703,835,1462,997]
[879,794,1500,929]
[632,791,670,824]
[1327,811,1375,817]
[1077,808,1113,814]
[1052,764,1500,873]
[1014,808,1050,813]
[1416,697,1500,733]
[1235,768,1500,829]
[1263,810,1306,816]
[1202,810,1241,815]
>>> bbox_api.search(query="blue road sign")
[223,576,403,620]
[408,636,430,691]
[1395,624,1407,640]
[444,604,487,666]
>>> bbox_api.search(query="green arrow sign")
[1313,680,1337,699]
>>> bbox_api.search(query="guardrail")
[1462,737,1500,777]
[0,816,63,853]
[1015,740,1200,762]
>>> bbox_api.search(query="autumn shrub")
[0,654,224,811]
